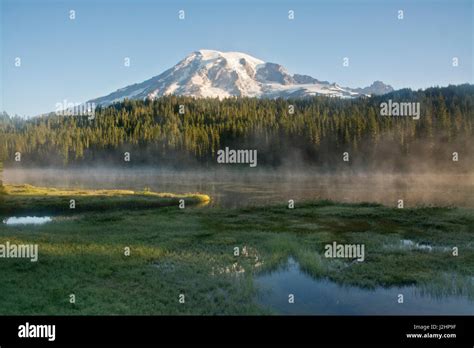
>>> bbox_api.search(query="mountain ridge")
[89,49,394,106]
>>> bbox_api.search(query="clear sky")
[1,0,472,116]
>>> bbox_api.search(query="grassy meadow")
[0,184,473,314]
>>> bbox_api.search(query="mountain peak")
[189,49,265,66]
[352,80,394,96]
[89,50,393,106]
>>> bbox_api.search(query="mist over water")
[4,167,474,208]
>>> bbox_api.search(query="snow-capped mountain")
[89,50,393,106]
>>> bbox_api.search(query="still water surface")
[256,258,474,315]
[3,216,52,225]
[5,168,474,208]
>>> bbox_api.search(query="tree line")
[0,160,4,198]
[0,84,472,170]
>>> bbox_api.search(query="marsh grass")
[0,190,473,314]
[0,184,210,215]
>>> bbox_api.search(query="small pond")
[3,216,52,226]
[255,258,474,315]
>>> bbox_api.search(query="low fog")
[4,165,474,208]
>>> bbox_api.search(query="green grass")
[0,188,473,314]
[0,184,210,215]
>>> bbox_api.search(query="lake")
[4,168,474,208]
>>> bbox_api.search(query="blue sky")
[1,0,472,116]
